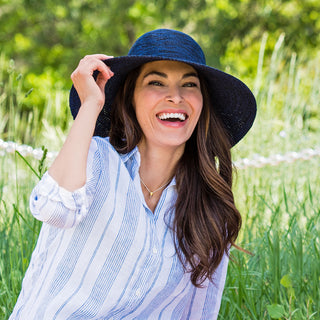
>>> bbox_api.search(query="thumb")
[96,71,109,93]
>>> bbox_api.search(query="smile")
[157,112,188,122]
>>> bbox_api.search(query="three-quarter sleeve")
[29,139,100,229]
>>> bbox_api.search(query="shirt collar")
[119,146,177,188]
[119,146,141,181]
[119,146,139,164]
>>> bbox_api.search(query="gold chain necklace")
[140,177,169,198]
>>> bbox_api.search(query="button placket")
[151,220,160,257]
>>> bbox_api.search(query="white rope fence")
[0,138,320,169]
[0,139,58,161]
[233,148,320,169]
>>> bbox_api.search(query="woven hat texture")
[70,29,256,146]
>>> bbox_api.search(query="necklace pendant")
[140,176,169,199]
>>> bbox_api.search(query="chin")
[157,138,189,149]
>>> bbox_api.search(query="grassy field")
[0,38,319,319]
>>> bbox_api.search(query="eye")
[183,82,198,88]
[148,80,163,86]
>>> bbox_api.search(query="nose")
[165,85,183,104]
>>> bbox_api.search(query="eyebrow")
[143,70,199,79]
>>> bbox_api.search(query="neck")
[137,141,184,192]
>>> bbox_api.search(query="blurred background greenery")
[1,1,320,319]
[1,0,319,146]
[1,0,319,76]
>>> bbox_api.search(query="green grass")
[1,36,319,319]
[218,160,320,319]
[217,36,320,319]
[0,153,42,317]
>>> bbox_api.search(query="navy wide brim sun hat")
[70,28,256,147]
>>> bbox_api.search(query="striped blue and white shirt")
[10,137,228,320]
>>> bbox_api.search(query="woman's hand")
[48,54,114,191]
[71,54,114,113]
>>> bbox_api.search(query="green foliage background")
[1,0,320,127]
[2,0,319,74]
[1,1,320,319]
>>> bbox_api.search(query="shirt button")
[152,247,158,254]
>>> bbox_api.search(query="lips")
[156,112,188,122]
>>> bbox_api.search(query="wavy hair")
[109,66,241,287]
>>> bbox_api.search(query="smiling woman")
[10,29,256,319]
[133,61,203,152]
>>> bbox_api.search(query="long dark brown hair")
[109,66,241,287]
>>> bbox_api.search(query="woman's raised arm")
[48,54,114,191]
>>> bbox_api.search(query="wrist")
[79,100,104,118]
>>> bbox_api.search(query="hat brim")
[69,56,256,146]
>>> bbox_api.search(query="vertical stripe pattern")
[10,137,228,320]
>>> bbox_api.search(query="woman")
[10,29,256,319]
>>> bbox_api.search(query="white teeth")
[158,113,186,121]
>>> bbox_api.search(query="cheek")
[133,90,153,110]
[133,97,149,127]
[191,94,203,116]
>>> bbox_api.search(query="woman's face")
[133,60,203,152]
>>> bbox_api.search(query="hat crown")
[128,29,206,65]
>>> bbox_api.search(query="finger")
[96,70,113,92]
[79,54,113,71]
[84,57,113,78]
[72,57,113,82]
[95,60,114,79]
[84,54,114,60]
